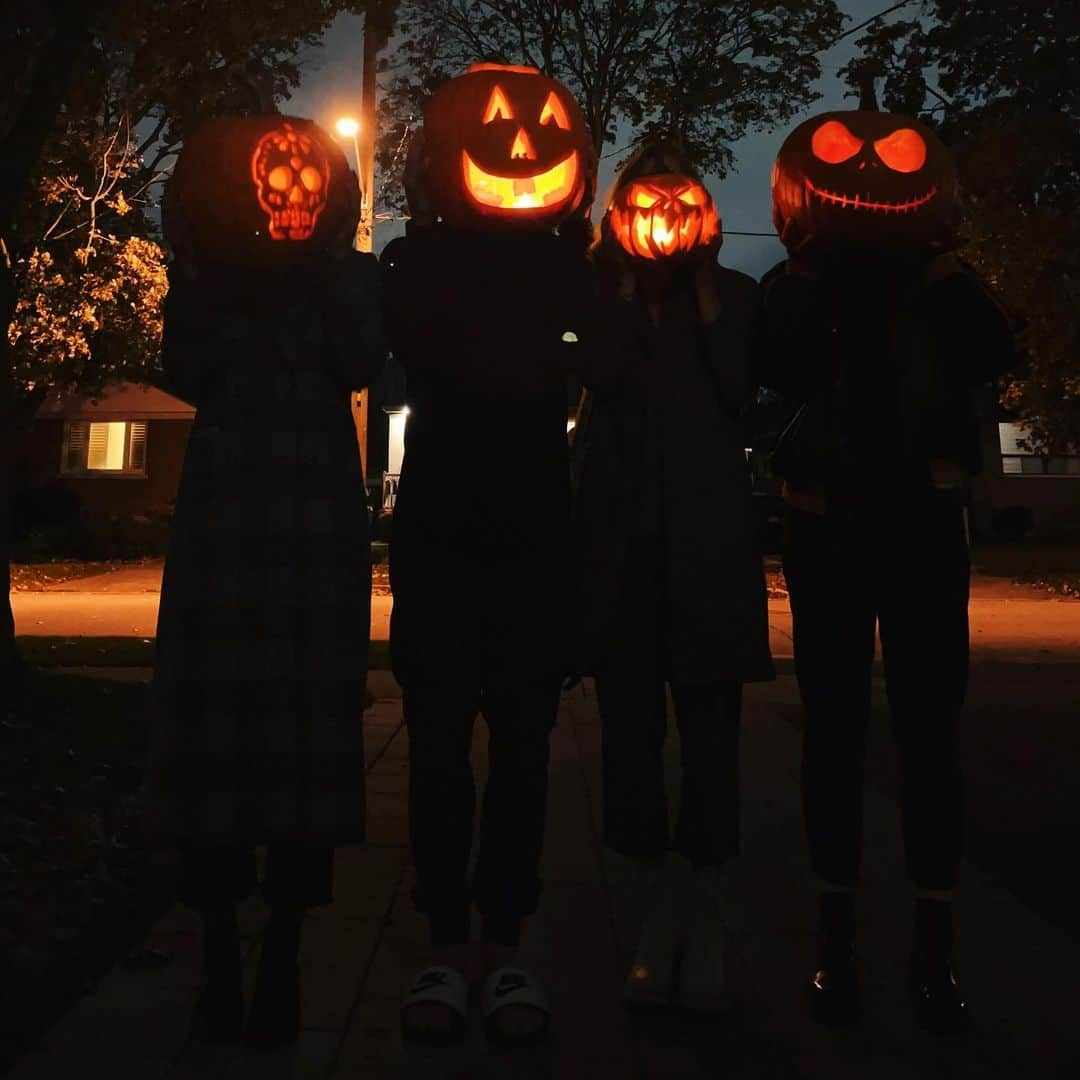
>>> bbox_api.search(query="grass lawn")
[1,670,175,1072]
[10,559,153,591]
[973,537,1080,596]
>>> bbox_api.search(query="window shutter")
[128,422,148,473]
[87,423,111,470]
[62,422,89,474]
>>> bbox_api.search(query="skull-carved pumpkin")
[422,63,596,230]
[608,173,721,262]
[251,122,331,240]
[168,114,358,265]
[771,108,959,255]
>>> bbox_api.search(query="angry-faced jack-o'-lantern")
[608,173,721,262]
[771,107,958,255]
[167,114,358,266]
[422,63,596,230]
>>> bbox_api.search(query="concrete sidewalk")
[7,669,1080,1079]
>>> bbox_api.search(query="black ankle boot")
[191,908,243,1044]
[910,899,969,1036]
[244,911,303,1049]
[808,891,862,1028]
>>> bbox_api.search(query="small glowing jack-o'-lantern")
[167,114,357,265]
[422,62,596,230]
[608,173,721,261]
[771,108,958,254]
[251,122,331,241]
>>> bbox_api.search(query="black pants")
[176,840,335,911]
[405,679,561,948]
[783,495,969,891]
[595,675,742,867]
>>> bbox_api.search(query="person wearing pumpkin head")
[573,139,774,1013]
[146,111,385,1048]
[754,94,1018,1034]
[380,64,597,1047]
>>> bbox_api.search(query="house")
[16,382,195,554]
[972,417,1080,538]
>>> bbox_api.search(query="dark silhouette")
[755,128,1018,1031]
[381,136,592,1046]
[573,141,774,1012]
[146,195,384,1046]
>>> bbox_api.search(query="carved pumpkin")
[423,63,595,230]
[771,109,958,255]
[167,114,358,265]
[608,173,721,262]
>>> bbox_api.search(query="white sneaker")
[678,872,732,1013]
[623,855,692,1010]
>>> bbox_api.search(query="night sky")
[287,0,886,279]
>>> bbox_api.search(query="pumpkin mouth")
[462,149,579,210]
[805,176,938,213]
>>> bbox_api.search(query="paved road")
[12,565,1079,662]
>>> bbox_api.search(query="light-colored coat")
[574,264,774,685]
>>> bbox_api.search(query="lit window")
[999,422,1079,477]
[61,421,148,477]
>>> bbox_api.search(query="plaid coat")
[148,254,384,845]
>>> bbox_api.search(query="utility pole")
[350,12,381,488]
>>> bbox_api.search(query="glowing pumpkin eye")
[874,127,927,173]
[483,85,515,123]
[631,186,659,208]
[300,165,323,192]
[811,120,864,165]
[677,185,707,207]
[268,165,294,191]
[539,91,570,130]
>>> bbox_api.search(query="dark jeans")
[595,675,742,867]
[404,679,561,948]
[176,840,335,911]
[783,494,969,891]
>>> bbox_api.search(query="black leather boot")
[808,891,862,1027]
[190,907,244,1044]
[244,907,303,1049]
[910,899,969,1036]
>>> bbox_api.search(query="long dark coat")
[148,254,385,845]
[574,264,774,685]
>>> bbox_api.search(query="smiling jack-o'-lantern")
[423,63,595,230]
[771,108,958,255]
[608,173,721,262]
[167,114,358,265]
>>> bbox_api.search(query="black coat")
[573,264,775,684]
[754,251,1018,505]
[380,226,592,685]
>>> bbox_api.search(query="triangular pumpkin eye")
[483,85,515,123]
[539,91,570,130]
[811,120,863,164]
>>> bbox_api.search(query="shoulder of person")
[712,262,760,299]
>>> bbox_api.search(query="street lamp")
[336,116,365,249]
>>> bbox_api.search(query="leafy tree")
[2,0,397,686]
[841,1,1080,456]
[376,0,844,214]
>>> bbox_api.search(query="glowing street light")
[336,117,360,139]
